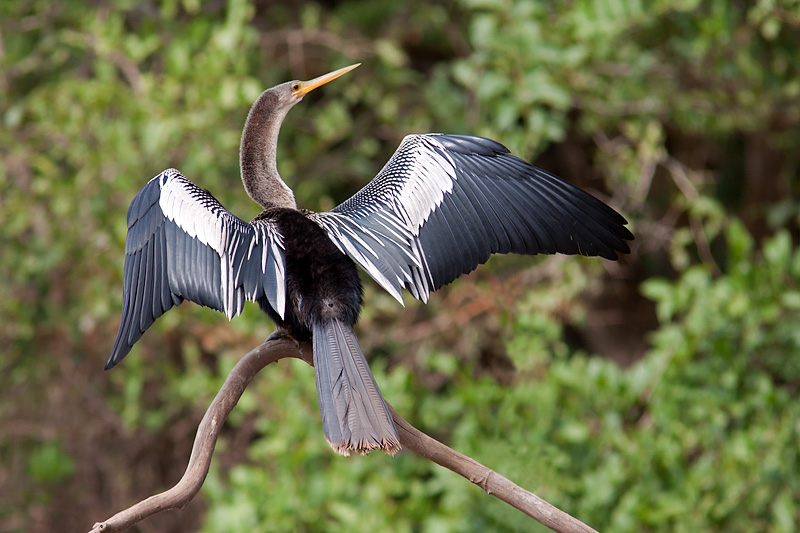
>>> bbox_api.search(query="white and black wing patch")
[107,168,286,368]
[310,134,633,303]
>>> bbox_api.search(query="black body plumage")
[255,209,399,454]
[255,208,362,336]
[107,65,633,456]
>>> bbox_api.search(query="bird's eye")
[291,82,301,92]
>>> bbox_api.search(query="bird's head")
[240,62,362,209]
[276,63,361,108]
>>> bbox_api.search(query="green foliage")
[443,0,800,152]
[2,0,800,531]
[632,225,800,532]
[26,440,76,487]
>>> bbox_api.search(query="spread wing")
[308,134,632,303]
[107,168,286,368]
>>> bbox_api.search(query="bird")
[107,63,633,457]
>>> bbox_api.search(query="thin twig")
[89,339,597,533]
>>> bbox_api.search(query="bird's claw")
[266,326,290,342]
[266,327,300,348]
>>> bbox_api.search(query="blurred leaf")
[27,440,76,486]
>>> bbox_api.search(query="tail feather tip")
[327,436,402,457]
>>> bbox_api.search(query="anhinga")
[107,63,633,456]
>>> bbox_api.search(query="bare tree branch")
[88,338,597,533]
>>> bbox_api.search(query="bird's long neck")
[240,89,297,210]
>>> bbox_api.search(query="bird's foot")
[266,326,300,348]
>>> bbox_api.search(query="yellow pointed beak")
[294,63,361,97]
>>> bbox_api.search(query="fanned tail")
[312,319,400,456]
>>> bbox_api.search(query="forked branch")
[88,339,597,533]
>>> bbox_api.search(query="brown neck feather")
[239,88,297,210]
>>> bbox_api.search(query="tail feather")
[313,319,400,456]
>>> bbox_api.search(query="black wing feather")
[107,169,286,369]
[310,134,633,303]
